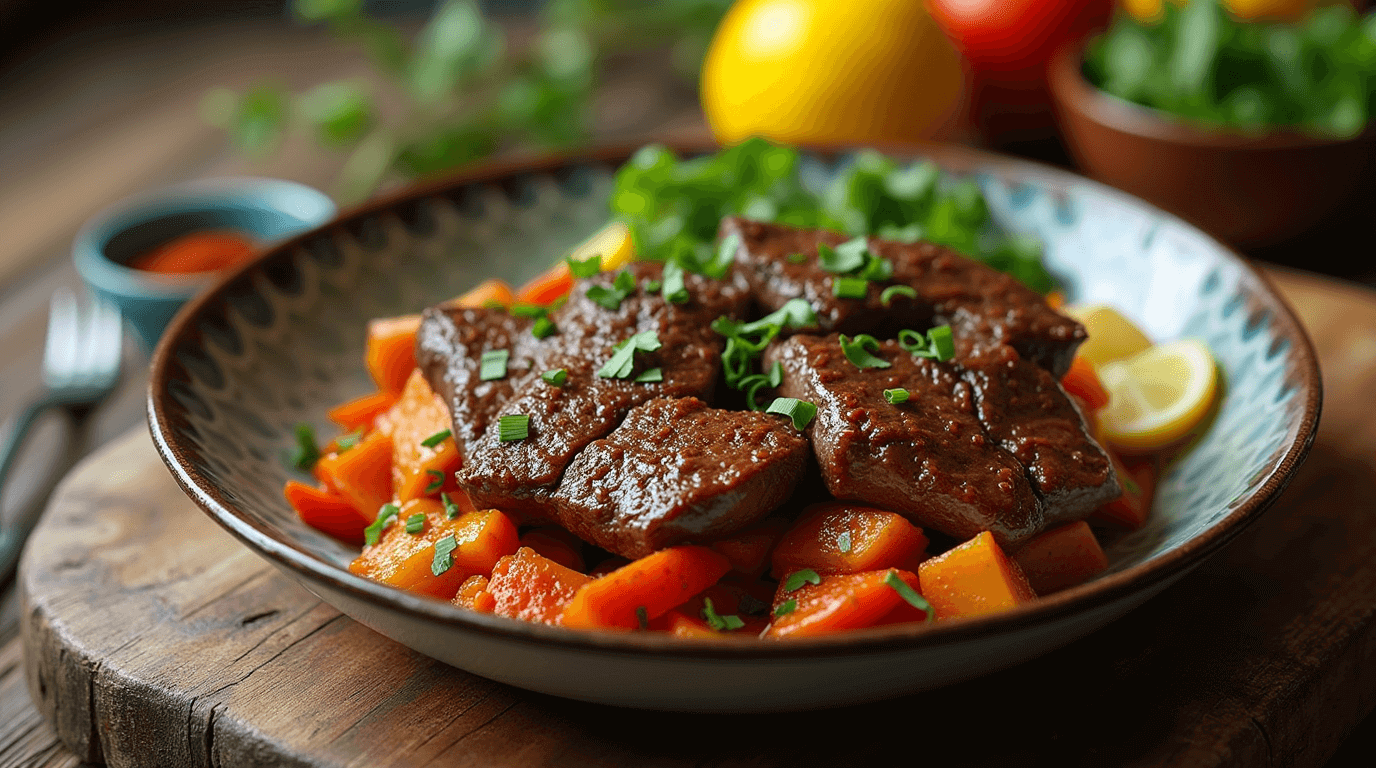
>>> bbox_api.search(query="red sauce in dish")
[127,230,256,274]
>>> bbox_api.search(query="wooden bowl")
[1047,42,1376,247]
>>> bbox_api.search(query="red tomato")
[926,0,1112,74]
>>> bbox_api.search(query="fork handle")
[0,394,61,580]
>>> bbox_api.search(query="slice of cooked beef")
[765,334,1044,549]
[415,306,550,463]
[551,397,809,558]
[455,262,752,517]
[960,344,1120,523]
[721,217,1084,377]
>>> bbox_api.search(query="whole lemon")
[701,0,964,146]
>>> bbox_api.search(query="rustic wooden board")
[17,268,1376,768]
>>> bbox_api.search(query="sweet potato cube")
[766,569,920,638]
[348,499,518,600]
[918,531,1037,619]
[486,547,592,625]
[378,369,462,502]
[770,503,929,578]
[1013,521,1109,595]
[365,314,422,396]
[560,546,731,631]
[314,429,394,520]
[453,575,496,613]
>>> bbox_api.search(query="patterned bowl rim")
[148,140,1322,660]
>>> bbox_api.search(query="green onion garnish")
[884,571,934,621]
[898,325,956,362]
[289,422,320,471]
[702,598,745,631]
[839,334,891,369]
[818,238,868,274]
[431,534,458,576]
[703,232,740,279]
[883,388,910,405]
[783,568,821,592]
[766,397,817,430]
[542,368,568,386]
[644,279,662,293]
[364,503,400,546]
[335,429,363,452]
[661,260,689,304]
[532,317,557,339]
[832,276,869,299]
[441,492,460,519]
[881,285,917,307]
[774,599,798,617]
[859,255,894,282]
[634,367,664,383]
[837,531,852,553]
[424,469,444,493]
[421,429,451,448]
[498,414,530,442]
[479,349,509,381]
[405,513,425,535]
[636,605,649,630]
[928,325,955,361]
[597,331,661,379]
[566,254,601,278]
[509,303,547,319]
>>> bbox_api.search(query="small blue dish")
[73,177,336,349]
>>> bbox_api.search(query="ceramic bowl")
[147,143,1320,712]
[1047,42,1376,247]
[73,177,336,349]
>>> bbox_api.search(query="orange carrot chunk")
[515,262,573,307]
[766,569,921,638]
[917,531,1037,619]
[1091,451,1158,529]
[314,429,394,520]
[377,369,462,502]
[711,518,790,579]
[1061,354,1110,412]
[486,547,591,625]
[453,575,496,613]
[284,480,370,545]
[519,527,586,573]
[560,546,731,631]
[456,278,515,309]
[1013,521,1109,595]
[328,391,398,433]
[365,314,422,396]
[654,583,769,638]
[770,502,929,578]
[349,500,519,600]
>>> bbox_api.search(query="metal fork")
[0,287,123,580]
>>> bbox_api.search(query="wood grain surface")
[13,267,1376,768]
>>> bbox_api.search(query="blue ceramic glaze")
[73,177,335,349]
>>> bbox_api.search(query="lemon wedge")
[1063,304,1153,369]
[570,221,635,272]
[1097,339,1218,452]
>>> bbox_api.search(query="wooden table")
[1,13,1375,768]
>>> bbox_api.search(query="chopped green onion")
[661,260,689,304]
[832,276,869,299]
[859,255,894,282]
[634,367,664,383]
[566,255,601,278]
[818,238,868,274]
[928,325,955,361]
[405,513,425,535]
[644,279,662,293]
[702,598,745,631]
[509,303,547,319]
[839,334,890,369]
[766,397,817,431]
[335,429,363,452]
[532,317,557,339]
[289,422,320,471]
[597,331,661,379]
[883,388,910,405]
[837,531,852,553]
[421,429,451,448]
[786,252,808,264]
[614,269,636,292]
[773,599,798,617]
[364,503,400,546]
[479,349,509,381]
[898,325,956,362]
[542,368,568,386]
[784,569,821,592]
[498,414,530,442]
[636,605,649,630]
[424,469,444,493]
[884,571,934,621]
[881,285,917,307]
[441,492,460,519]
[432,534,458,576]
[482,299,506,309]
[703,232,740,279]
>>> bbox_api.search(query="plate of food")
[147,139,1319,711]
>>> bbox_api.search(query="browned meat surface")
[960,344,1120,523]
[765,334,1044,549]
[551,397,808,558]
[454,262,751,518]
[721,217,1085,377]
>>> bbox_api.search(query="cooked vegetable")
[560,546,731,630]
[486,547,591,625]
[327,391,398,432]
[376,370,461,502]
[1091,450,1159,529]
[1061,355,1111,412]
[284,480,370,544]
[765,569,922,638]
[770,503,929,578]
[314,429,394,519]
[452,574,496,613]
[365,314,422,396]
[348,500,519,599]
[457,278,514,309]
[1013,521,1110,595]
[917,531,1037,619]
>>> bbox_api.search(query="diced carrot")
[377,370,462,502]
[917,531,1037,619]
[315,430,394,520]
[348,500,519,599]
[519,527,586,573]
[1091,451,1158,529]
[515,262,573,307]
[453,575,496,613]
[456,278,515,309]
[1061,355,1110,412]
[1013,521,1109,595]
[766,569,920,638]
[284,480,370,544]
[655,582,770,638]
[711,518,789,578]
[365,314,422,396]
[486,547,591,625]
[560,546,731,631]
[770,503,929,578]
[327,391,398,433]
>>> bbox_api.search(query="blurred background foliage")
[201,0,732,202]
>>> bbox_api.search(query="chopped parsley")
[883,388,910,405]
[566,254,601,278]
[405,513,425,535]
[702,598,745,631]
[498,414,530,442]
[783,568,822,593]
[479,349,509,381]
[542,368,568,386]
[289,422,320,471]
[364,503,400,546]
[661,260,689,304]
[881,285,918,307]
[884,571,934,621]
[839,334,891,370]
[431,534,458,576]
[597,331,661,379]
[765,397,817,431]
[421,429,451,448]
[586,269,637,310]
